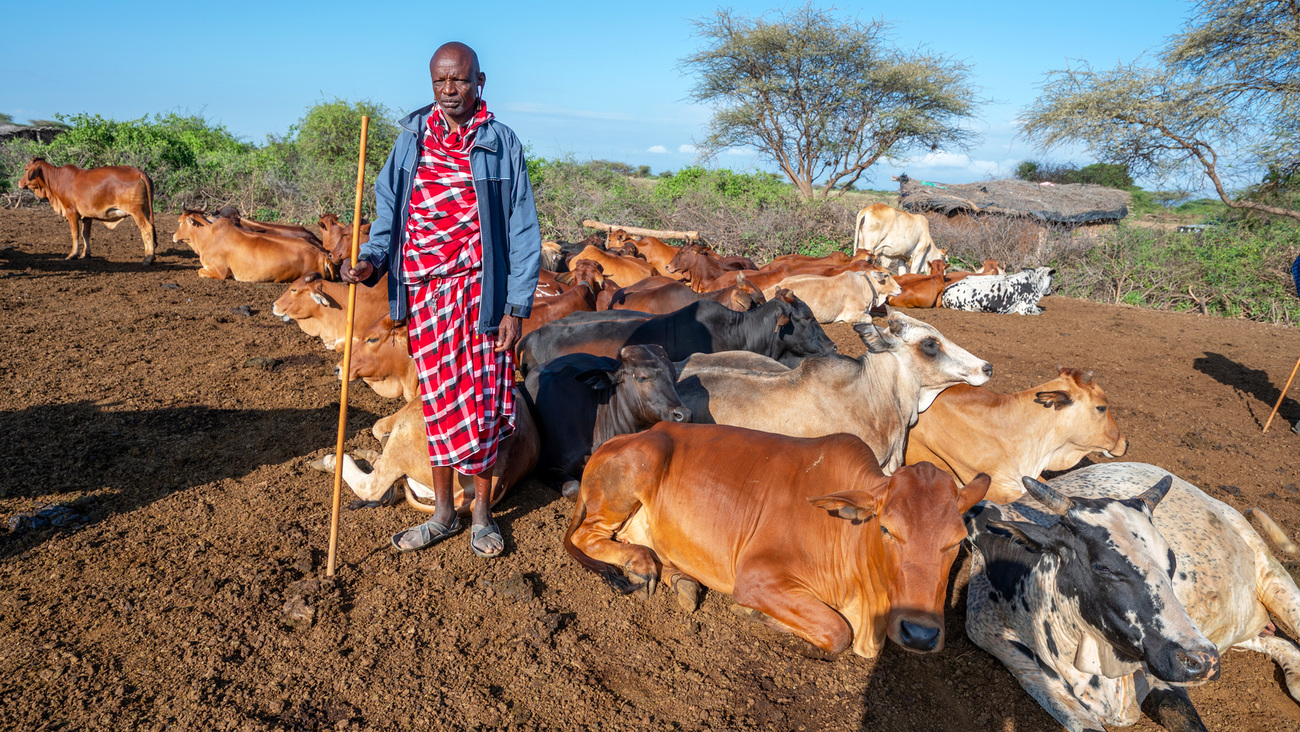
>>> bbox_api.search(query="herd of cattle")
[15,156,1300,731]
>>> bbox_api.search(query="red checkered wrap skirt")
[406,271,515,474]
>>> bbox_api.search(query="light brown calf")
[341,316,418,401]
[272,272,390,350]
[173,213,333,282]
[571,244,657,286]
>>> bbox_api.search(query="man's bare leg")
[469,466,503,557]
[392,466,460,551]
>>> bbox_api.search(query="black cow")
[524,345,690,499]
[517,289,835,374]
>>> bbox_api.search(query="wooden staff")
[581,219,700,241]
[327,115,370,577]
[1263,354,1300,433]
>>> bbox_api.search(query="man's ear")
[575,369,615,391]
[809,490,877,521]
[1034,391,1073,410]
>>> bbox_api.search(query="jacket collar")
[399,103,499,153]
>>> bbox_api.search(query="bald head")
[429,42,486,129]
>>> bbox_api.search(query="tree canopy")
[681,5,979,198]
[1021,0,1300,220]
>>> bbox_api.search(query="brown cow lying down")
[339,316,417,401]
[905,367,1129,503]
[599,274,766,314]
[18,157,158,264]
[173,212,334,282]
[215,206,324,247]
[310,391,539,511]
[888,259,947,308]
[316,213,371,264]
[759,270,899,323]
[272,272,390,350]
[566,422,991,656]
[675,309,990,473]
[943,259,1004,285]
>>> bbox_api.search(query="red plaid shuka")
[403,102,515,474]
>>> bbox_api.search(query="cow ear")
[1033,391,1072,410]
[773,313,790,333]
[554,271,575,286]
[853,323,897,353]
[777,288,796,304]
[986,519,1064,554]
[809,490,876,522]
[575,369,616,390]
[958,473,992,513]
[309,289,331,307]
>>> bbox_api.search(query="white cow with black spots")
[965,462,1300,732]
[941,267,1053,315]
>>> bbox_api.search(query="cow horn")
[1081,370,1095,384]
[1020,476,1074,515]
[1135,475,1173,513]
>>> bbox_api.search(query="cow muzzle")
[1102,436,1129,459]
[670,407,691,423]
[897,620,942,653]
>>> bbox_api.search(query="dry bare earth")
[2,207,1300,731]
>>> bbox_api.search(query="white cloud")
[725,147,757,156]
[646,145,668,154]
[905,151,1013,178]
[678,144,698,154]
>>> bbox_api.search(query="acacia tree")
[681,6,979,198]
[1021,0,1300,220]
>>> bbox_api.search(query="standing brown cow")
[18,158,158,264]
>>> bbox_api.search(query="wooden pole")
[581,219,700,241]
[326,115,369,577]
[1263,353,1300,433]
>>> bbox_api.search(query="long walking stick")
[1263,353,1300,433]
[327,115,370,577]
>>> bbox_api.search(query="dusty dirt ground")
[2,207,1300,732]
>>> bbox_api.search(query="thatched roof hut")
[897,176,1130,225]
[0,124,65,145]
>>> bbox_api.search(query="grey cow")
[965,462,1300,731]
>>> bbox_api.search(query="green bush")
[1014,159,1133,189]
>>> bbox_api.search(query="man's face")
[430,51,484,123]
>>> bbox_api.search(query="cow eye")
[920,337,940,356]
[366,337,379,344]
[1091,564,1116,577]
[880,526,892,538]
[1096,406,1107,414]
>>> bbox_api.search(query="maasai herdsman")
[342,42,541,558]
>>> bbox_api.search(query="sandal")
[390,515,460,552]
[469,522,505,559]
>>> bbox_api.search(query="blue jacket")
[357,103,541,333]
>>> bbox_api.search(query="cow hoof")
[346,499,381,511]
[632,575,658,602]
[672,576,702,613]
[142,255,155,266]
[354,448,381,464]
[561,480,581,501]
[307,455,334,473]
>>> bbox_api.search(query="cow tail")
[562,492,639,593]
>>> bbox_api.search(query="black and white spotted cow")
[941,267,1052,315]
[966,462,1300,731]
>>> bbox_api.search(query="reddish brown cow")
[340,316,418,401]
[317,213,371,264]
[706,259,882,292]
[214,207,324,247]
[600,274,766,314]
[566,423,990,656]
[887,260,947,308]
[272,272,390,350]
[523,262,606,336]
[942,259,1005,285]
[172,213,333,282]
[570,245,657,286]
[536,269,568,297]
[18,157,158,263]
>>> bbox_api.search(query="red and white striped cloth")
[402,102,514,474]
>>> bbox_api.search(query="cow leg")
[1234,635,1300,701]
[78,218,92,258]
[657,558,703,612]
[309,453,402,506]
[64,213,81,259]
[731,572,852,654]
[371,411,402,446]
[134,211,157,265]
[570,492,659,595]
[1139,678,1207,732]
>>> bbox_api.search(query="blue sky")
[4,1,1192,187]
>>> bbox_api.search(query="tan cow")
[18,158,158,264]
[317,213,371,265]
[571,244,657,286]
[311,393,539,512]
[605,231,686,281]
[172,212,334,282]
[340,316,418,401]
[905,367,1129,503]
[853,203,946,275]
[759,270,900,323]
[272,272,390,350]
